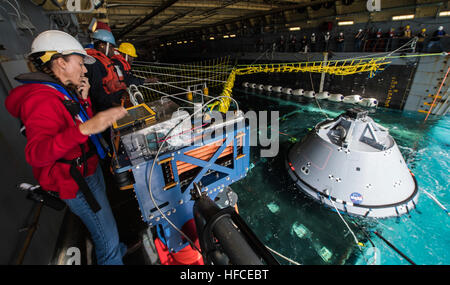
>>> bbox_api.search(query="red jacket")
[5,73,99,199]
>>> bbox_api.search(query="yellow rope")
[132,52,445,113]
[215,57,392,113]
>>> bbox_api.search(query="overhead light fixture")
[93,0,105,9]
[50,0,65,9]
[88,17,97,32]
[439,11,450,17]
[289,27,301,31]
[229,34,236,38]
[392,14,415,21]
[209,36,215,40]
[338,21,354,26]
[223,35,229,38]
[183,40,187,43]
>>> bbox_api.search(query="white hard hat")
[29,30,95,65]
[439,26,444,31]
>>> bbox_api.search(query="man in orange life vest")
[111,42,158,87]
[85,29,127,113]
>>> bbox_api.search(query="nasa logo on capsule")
[350,192,363,204]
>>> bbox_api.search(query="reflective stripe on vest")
[111,54,131,72]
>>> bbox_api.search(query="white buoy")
[242,82,249,88]
[304,91,315,98]
[282,87,293,95]
[273,86,283,93]
[250,83,257,89]
[292,89,304,96]
[257,84,264,91]
[328,94,345,102]
[316,91,330,99]
[358,98,378,107]
[264,85,273,92]
[343,95,362,104]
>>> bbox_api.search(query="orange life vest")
[111,54,131,72]
[86,49,127,94]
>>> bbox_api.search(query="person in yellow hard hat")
[118,42,137,62]
[398,24,412,48]
[416,28,427,52]
[404,25,412,38]
[111,42,158,86]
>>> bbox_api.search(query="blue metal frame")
[121,122,250,252]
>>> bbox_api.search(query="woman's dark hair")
[29,52,69,72]
[29,52,77,91]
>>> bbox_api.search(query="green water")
[231,90,450,265]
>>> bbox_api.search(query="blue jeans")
[426,41,443,52]
[63,166,126,265]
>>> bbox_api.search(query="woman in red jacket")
[5,30,128,265]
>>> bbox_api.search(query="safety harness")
[57,139,100,212]
[49,82,106,213]
[19,80,107,213]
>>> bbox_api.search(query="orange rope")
[425,66,450,121]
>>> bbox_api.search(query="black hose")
[192,183,279,265]
[373,231,416,265]
[349,218,375,248]
[193,192,263,265]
